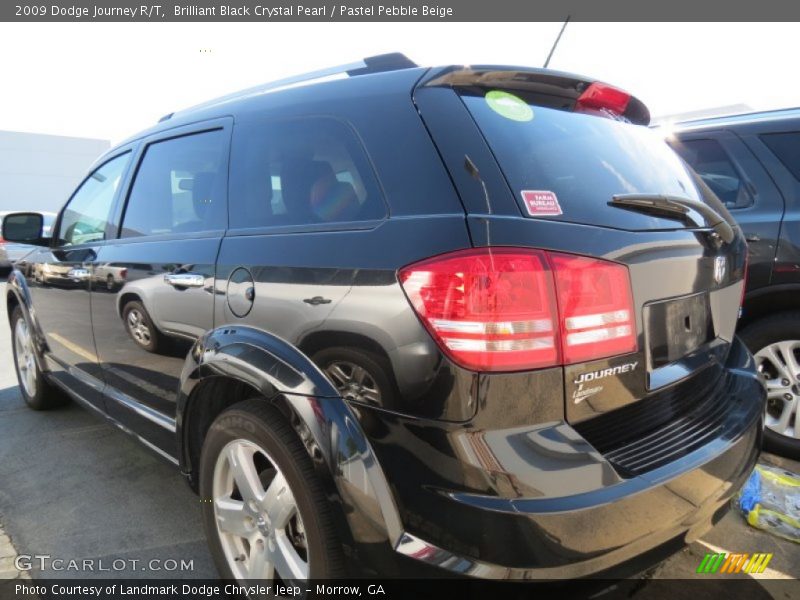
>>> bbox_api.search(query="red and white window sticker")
[521,190,563,217]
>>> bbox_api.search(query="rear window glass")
[460,91,706,230]
[761,132,800,181]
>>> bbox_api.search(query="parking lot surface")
[0,282,797,596]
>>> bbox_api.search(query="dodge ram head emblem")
[713,256,727,284]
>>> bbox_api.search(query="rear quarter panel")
[214,70,476,421]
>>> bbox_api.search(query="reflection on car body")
[0,211,56,269]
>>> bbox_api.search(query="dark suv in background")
[669,110,800,458]
[4,55,762,582]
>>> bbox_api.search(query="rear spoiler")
[419,66,650,126]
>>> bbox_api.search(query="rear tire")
[200,399,346,584]
[10,307,67,410]
[739,312,800,460]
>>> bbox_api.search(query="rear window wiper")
[609,194,735,243]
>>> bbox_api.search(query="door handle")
[303,296,332,306]
[67,268,91,281]
[164,273,205,288]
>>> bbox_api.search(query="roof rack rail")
[238,52,417,94]
[165,53,417,121]
[346,52,418,76]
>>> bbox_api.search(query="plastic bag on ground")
[737,463,800,543]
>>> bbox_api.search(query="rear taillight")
[576,82,631,117]
[399,249,559,371]
[549,253,636,364]
[399,248,637,372]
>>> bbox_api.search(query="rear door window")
[669,138,754,209]
[459,90,710,231]
[121,129,227,238]
[229,117,386,230]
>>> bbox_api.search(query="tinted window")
[229,118,385,229]
[670,138,754,209]
[121,129,227,238]
[459,91,714,231]
[59,153,130,246]
[761,132,800,181]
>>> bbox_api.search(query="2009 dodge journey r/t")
[4,54,764,582]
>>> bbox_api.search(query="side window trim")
[115,117,233,241]
[106,142,144,240]
[52,149,134,248]
[223,217,386,238]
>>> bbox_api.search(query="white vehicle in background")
[94,262,129,291]
[0,211,56,269]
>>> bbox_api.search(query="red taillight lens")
[576,82,631,117]
[399,249,559,371]
[549,253,637,364]
[120,268,128,279]
[399,248,637,372]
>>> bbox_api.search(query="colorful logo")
[696,552,773,574]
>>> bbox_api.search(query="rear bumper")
[360,337,764,578]
[394,412,760,578]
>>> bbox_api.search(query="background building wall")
[0,130,109,213]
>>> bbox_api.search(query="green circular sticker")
[485,90,533,122]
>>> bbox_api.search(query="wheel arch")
[6,269,50,368]
[6,284,20,323]
[117,291,142,319]
[299,329,392,363]
[741,284,800,330]
[176,325,404,557]
[7,269,31,322]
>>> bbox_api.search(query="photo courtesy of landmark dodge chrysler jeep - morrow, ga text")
[3,54,764,583]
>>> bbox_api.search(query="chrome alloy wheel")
[324,361,381,404]
[126,308,151,346]
[755,340,800,439]
[14,318,37,397]
[212,439,309,582]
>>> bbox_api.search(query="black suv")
[4,55,763,582]
[669,111,800,459]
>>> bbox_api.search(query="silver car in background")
[0,212,55,269]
